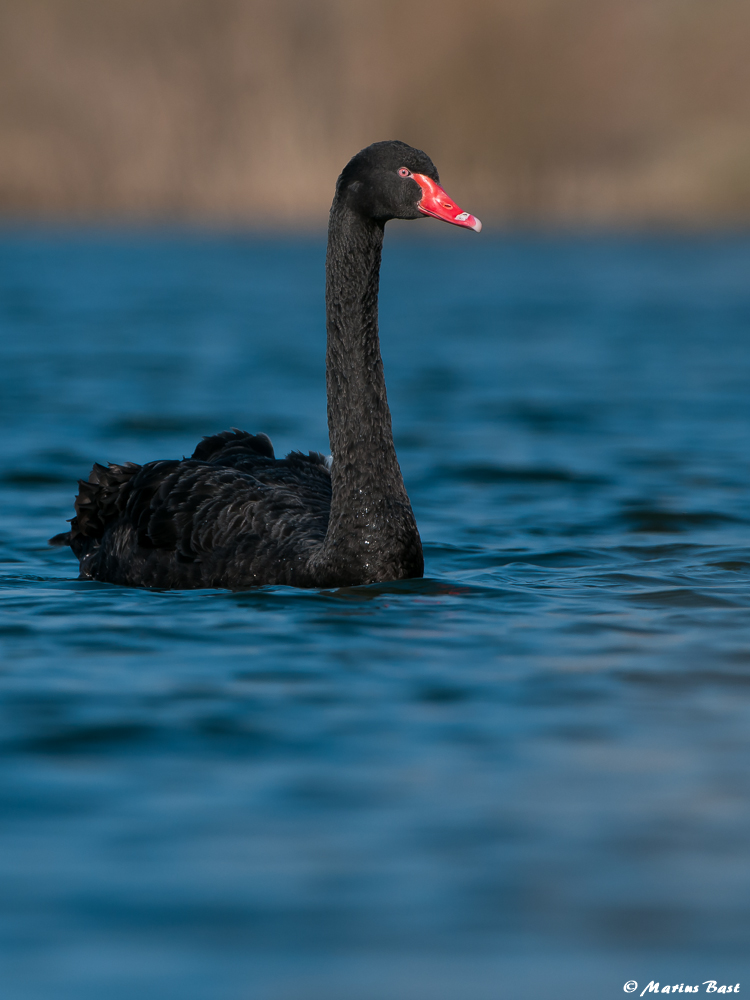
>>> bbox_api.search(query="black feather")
[47,140,473,589]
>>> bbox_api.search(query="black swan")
[50,140,481,589]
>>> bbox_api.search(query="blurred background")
[1,0,750,226]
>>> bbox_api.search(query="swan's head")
[337,140,481,232]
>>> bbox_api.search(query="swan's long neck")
[325,207,402,498]
[317,202,423,584]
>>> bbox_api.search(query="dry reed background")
[1,0,749,225]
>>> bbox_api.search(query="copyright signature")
[623,983,740,995]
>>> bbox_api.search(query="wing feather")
[52,429,333,588]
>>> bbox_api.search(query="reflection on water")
[2,232,750,999]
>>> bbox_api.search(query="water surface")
[2,231,750,999]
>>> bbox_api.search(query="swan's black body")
[51,140,475,590]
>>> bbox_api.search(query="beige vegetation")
[1,0,749,226]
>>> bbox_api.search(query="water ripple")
[2,233,750,998]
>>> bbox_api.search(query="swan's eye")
[398,167,412,178]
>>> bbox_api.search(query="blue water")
[2,230,750,999]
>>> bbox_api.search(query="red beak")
[413,173,482,232]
